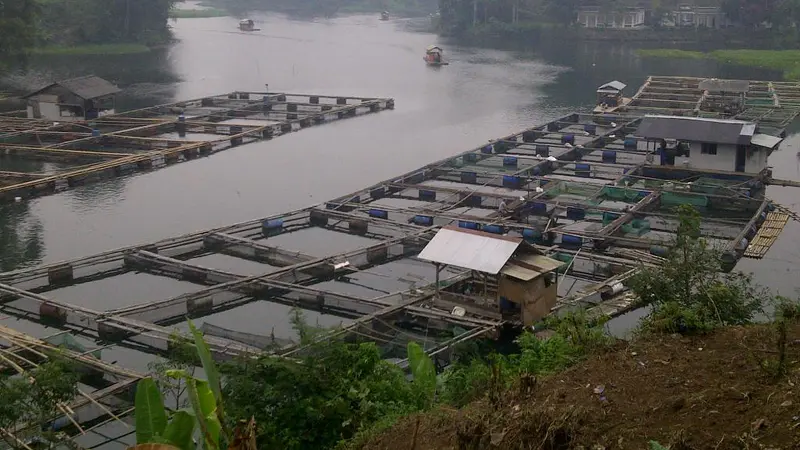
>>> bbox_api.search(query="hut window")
[701,143,718,155]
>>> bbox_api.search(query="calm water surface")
[1,14,799,352]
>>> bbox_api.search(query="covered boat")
[380,11,390,20]
[424,45,448,66]
[239,19,259,31]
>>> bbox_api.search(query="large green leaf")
[134,378,168,444]
[166,369,221,450]
[162,409,196,450]
[187,319,222,404]
[407,342,436,407]
[186,377,222,450]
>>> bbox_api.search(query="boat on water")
[380,11,390,20]
[239,19,260,31]
[424,45,448,66]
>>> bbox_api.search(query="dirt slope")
[364,323,800,450]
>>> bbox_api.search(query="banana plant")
[131,319,236,450]
[133,377,196,450]
[407,342,437,408]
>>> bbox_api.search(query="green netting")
[745,98,775,106]
[601,186,643,202]
[602,211,621,225]
[553,252,574,265]
[0,134,26,144]
[662,191,709,207]
[44,334,102,359]
[643,179,663,190]
[553,252,574,273]
[622,219,651,236]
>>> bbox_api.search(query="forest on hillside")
[0,0,175,61]
[200,0,438,17]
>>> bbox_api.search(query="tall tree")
[0,0,38,60]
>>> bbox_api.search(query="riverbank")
[169,8,228,19]
[361,321,800,450]
[30,43,152,56]
[445,21,800,50]
[637,49,800,81]
[198,0,436,18]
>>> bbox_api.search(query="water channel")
[1,10,800,377]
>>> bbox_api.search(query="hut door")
[735,145,747,172]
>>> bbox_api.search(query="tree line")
[201,0,438,17]
[0,0,175,60]
[438,0,800,34]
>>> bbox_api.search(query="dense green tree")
[0,0,38,60]
[629,205,768,334]
[222,340,424,450]
[35,0,176,46]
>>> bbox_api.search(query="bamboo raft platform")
[2,75,800,447]
[0,107,784,363]
[0,91,394,203]
[743,211,791,259]
[620,76,800,135]
[0,324,143,449]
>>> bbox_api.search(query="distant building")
[577,6,646,28]
[664,5,733,28]
[634,115,783,174]
[22,75,121,122]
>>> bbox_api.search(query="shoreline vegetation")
[636,48,800,80]
[169,7,228,18]
[197,0,438,18]
[30,43,152,56]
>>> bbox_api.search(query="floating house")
[594,80,632,113]
[22,75,120,122]
[634,115,783,173]
[418,226,563,326]
[577,6,646,28]
[665,5,733,28]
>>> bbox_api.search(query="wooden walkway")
[743,211,791,259]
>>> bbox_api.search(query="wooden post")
[434,263,441,301]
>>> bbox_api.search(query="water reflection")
[0,203,44,271]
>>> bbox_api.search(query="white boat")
[239,19,260,32]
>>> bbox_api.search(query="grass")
[636,48,800,80]
[169,8,228,18]
[635,48,705,59]
[30,43,151,56]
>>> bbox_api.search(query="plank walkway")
[743,211,790,259]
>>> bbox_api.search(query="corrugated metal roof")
[418,226,521,274]
[597,81,626,92]
[635,115,754,145]
[698,78,750,93]
[23,75,120,100]
[751,133,783,149]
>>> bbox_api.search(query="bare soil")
[363,323,800,450]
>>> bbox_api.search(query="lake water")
[1,13,800,358]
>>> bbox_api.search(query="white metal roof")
[597,81,627,92]
[751,133,783,149]
[418,226,521,274]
